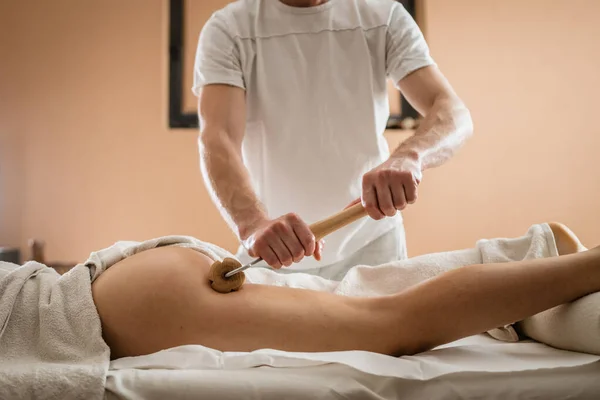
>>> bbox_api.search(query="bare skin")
[91,223,598,360]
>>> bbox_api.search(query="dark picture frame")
[168,0,419,129]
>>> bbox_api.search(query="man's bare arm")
[360,66,473,219]
[198,84,267,240]
[198,84,320,267]
[394,65,474,170]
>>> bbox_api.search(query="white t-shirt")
[192,0,435,270]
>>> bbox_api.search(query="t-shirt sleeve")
[386,4,436,87]
[192,13,245,96]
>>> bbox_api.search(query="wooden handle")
[309,203,368,241]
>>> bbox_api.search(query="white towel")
[0,261,109,400]
[519,292,600,354]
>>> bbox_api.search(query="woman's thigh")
[91,246,395,360]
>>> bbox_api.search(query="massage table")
[3,225,600,399]
[104,334,600,399]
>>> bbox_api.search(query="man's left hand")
[358,154,423,220]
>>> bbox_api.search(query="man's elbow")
[432,93,474,141]
[199,123,217,144]
[198,126,242,159]
[448,95,474,141]
[198,126,225,152]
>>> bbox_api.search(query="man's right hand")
[241,214,324,269]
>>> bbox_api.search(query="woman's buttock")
[91,246,219,359]
[91,245,375,360]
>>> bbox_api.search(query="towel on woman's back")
[0,261,109,400]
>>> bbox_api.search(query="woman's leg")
[92,246,388,359]
[380,245,599,354]
[92,228,599,359]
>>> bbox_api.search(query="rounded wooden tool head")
[209,257,245,293]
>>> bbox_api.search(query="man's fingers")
[404,181,418,204]
[253,237,281,269]
[271,219,304,265]
[283,234,305,264]
[375,176,396,217]
[289,215,316,259]
[270,234,294,267]
[362,179,385,220]
[314,239,324,261]
[264,245,282,269]
[391,182,408,211]
[358,156,423,220]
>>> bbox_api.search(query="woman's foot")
[548,222,587,255]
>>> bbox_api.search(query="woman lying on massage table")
[92,222,596,360]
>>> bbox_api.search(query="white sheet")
[106,334,600,400]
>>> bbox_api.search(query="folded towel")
[519,292,600,355]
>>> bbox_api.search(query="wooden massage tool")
[209,203,369,293]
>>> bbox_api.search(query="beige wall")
[0,0,598,263]
[408,0,600,255]
[0,125,23,249]
[0,2,24,248]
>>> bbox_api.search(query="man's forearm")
[199,131,268,240]
[392,95,473,170]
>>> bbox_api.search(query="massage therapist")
[192,0,473,280]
